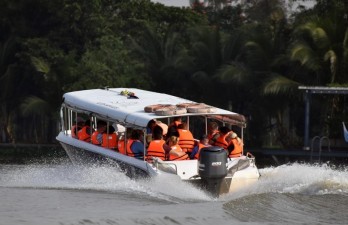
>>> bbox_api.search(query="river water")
[0,161,347,225]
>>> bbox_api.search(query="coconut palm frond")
[174,49,195,71]
[296,20,330,48]
[20,96,50,116]
[324,50,337,83]
[215,63,249,84]
[323,50,336,62]
[31,56,50,74]
[296,21,317,34]
[312,27,330,49]
[244,41,259,48]
[191,71,210,83]
[290,43,320,71]
[263,75,300,95]
[243,41,270,69]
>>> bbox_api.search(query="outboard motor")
[198,146,228,197]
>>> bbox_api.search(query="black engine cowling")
[198,146,228,196]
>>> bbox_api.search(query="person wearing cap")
[71,117,84,139]
[190,134,210,159]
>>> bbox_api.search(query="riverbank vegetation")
[1,0,347,148]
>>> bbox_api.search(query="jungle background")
[1,0,348,149]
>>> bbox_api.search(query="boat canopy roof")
[62,88,246,128]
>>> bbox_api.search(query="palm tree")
[172,25,225,104]
[261,0,348,142]
[130,23,187,93]
[214,2,302,147]
[290,17,348,84]
[287,1,348,138]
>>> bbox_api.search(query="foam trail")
[139,173,212,202]
[1,164,135,191]
[224,163,348,200]
[0,163,211,202]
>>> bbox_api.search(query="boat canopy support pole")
[299,86,348,150]
[304,91,311,150]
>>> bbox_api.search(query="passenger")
[117,133,126,154]
[225,131,244,158]
[126,129,145,160]
[77,119,93,142]
[146,119,157,144]
[145,120,168,145]
[91,120,107,145]
[213,126,231,149]
[168,117,182,131]
[155,121,168,137]
[177,122,195,154]
[118,129,132,155]
[207,122,220,145]
[173,117,182,127]
[167,136,189,161]
[166,125,179,142]
[146,125,171,161]
[101,125,118,150]
[71,117,84,139]
[190,134,210,159]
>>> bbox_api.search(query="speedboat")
[56,87,260,197]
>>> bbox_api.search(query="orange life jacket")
[147,140,166,160]
[118,139,126,154]
[193,143,210,159]
[126,139,144,159]
[101,133,117,149]
[78,126,92,142]
[214,133,229,149]
[177,129,195,153]
[207,130,219,141]
[91,131,101,145]
[169,145,189,161]
[228,138,243,158]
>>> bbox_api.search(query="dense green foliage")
[1,0,347,148]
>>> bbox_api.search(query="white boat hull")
[57,132,260,196]
[154,155,260,195]
[57,132,157,178]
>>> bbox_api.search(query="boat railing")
[310,136,331,163]
[153,158,178,175]
[246,152,257,167]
